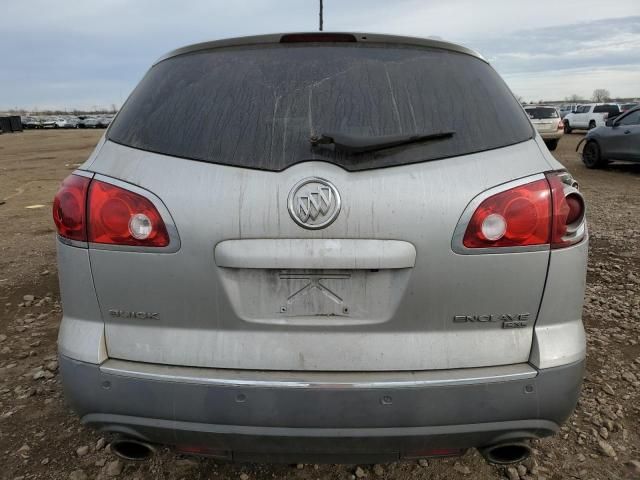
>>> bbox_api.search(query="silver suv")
[53,33,587,465]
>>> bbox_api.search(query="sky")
[1,0,638,110]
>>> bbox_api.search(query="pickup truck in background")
[563,103,621,133]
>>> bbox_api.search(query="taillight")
[52,174,90,241]
[460,172,585,251]
[557,119,564,129]
[463,179,551,248]
[547,172,585,248]
[53,174,170,247]
[87,180,169,247]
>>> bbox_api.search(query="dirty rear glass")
[108,43,533,171]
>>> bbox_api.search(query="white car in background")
[563,103,621,133]
[559,104,579,119]
[54,118,72,128]
[41,117,58,128]
[42,117,74,128]
[62,117,80,128]
[81,117,102,128]
[524,105,564,151]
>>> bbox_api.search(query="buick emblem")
[287,177,341,229]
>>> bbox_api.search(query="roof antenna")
[319,0,323,31]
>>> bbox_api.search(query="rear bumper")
[59,356,584,462]
[540,131,563,140]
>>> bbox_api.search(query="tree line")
[567,89,611,103]
[2,106,118,116]
[516,89,638,105]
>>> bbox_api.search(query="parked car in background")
[77,116,89,128]
[621,103,638,112]
[21,116,42,129]
[81,117,102,128]
[54,33,587,466]
[41,117,58,128]
[524,105,564,150]
[580,106,640,168]
[97,116,112,128]
[63,117,80,128]
[563,103,621,132]
[52,118,74,128]
[18,115,108,129]
[559,104,579,119]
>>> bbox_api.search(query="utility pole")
[319,0,323,31]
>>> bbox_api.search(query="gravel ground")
[0,130,638,480]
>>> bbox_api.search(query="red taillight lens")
[461,173,585,250]
[52,174,90,241]
[557,120,564,129]
[87,180,169,247]
[463,179,551,248]
[565,194,583,224]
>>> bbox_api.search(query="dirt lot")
[0,130,638,480]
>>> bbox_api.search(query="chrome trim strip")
[100,360,537,389]
[451,173,550,255]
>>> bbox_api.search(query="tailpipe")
[110,438,156,461]
[479,442,531,465]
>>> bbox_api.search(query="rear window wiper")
[310,131,455,154]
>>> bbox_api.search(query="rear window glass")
[525,107,558,119]
[108,43,533,171]
[594,104,620,114]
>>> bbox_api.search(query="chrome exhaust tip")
[479,442,531,465]
[110,438,156,461]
